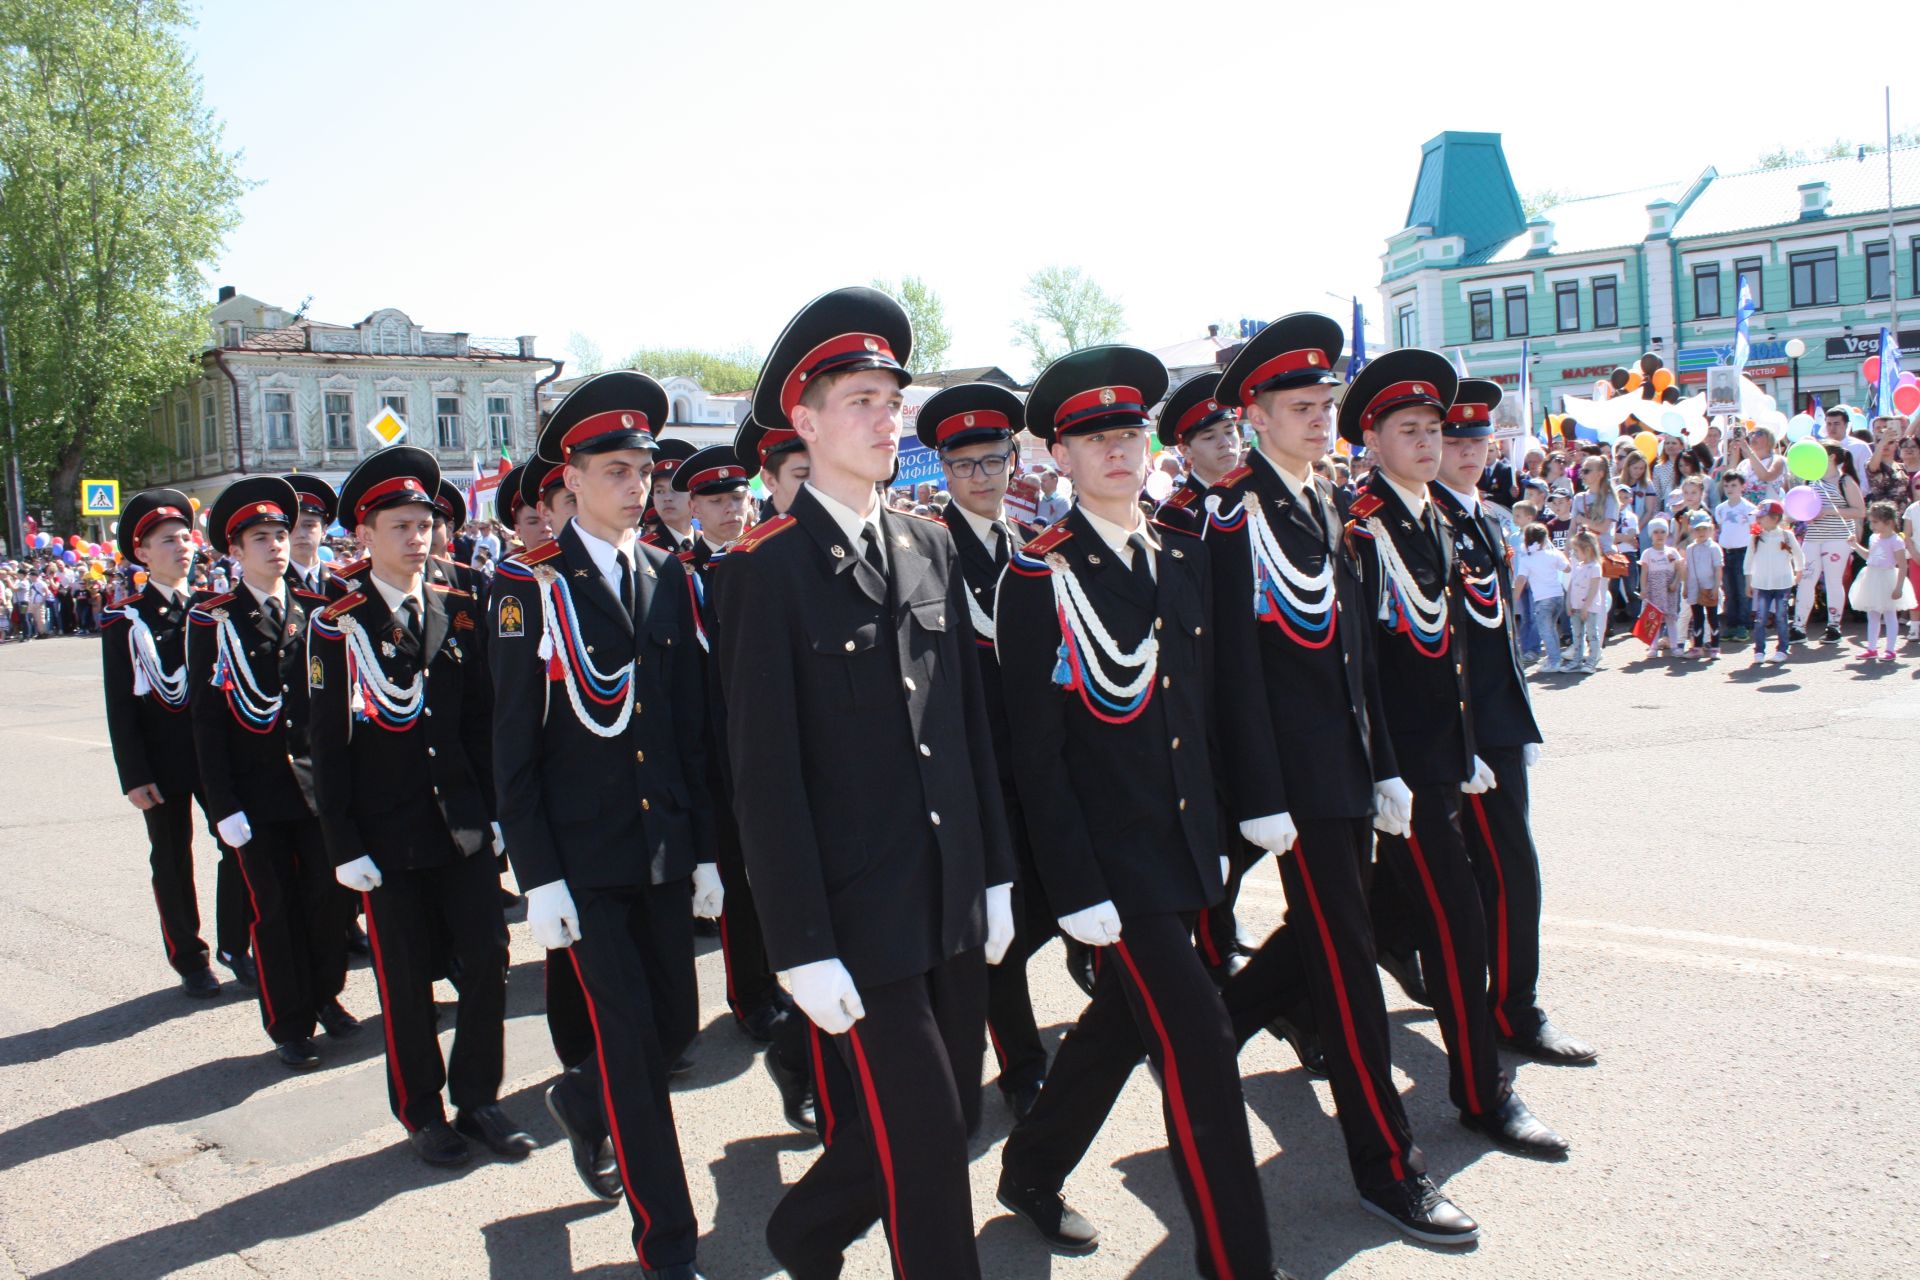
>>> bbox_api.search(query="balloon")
[1143,468,1174,502]
[1651,369,1675,394]
[1899,372,1919,389]
[61,550,77,563]
[317,546,336,563]
[1783,485,1824,522]
[1609,367,1631,391]
[1660,386,1682,404]
[1849,408,1868,434]
[1633,432,1659,462]
[1787,439,1829,481]
[188,496,201,511]
[1658,410,1685,435]
[1863,355,1882,383]
[1895,384,1920,417]
[1759,394,1777,412]
[133,570,148,588]
[1786,413,1816,440]
[1624,371,1643,392]
[1641,353,1664,375]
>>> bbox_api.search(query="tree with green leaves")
[871,275,951,375]
[1522,188,1573,218]
[0,0,245,532]
[622,345,762,394]
[1011,266,1125,376]
[564,331,608,376]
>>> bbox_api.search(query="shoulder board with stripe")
[639,531,664,548]
[1010,518,1042,539]
[1021,521,1073,557]
[1218,463,1253,489]
[1348,492,1384,521]
[674,548,696,565]
[109,592,141,610]
[333,556,368,578]
[194,591,237,612]
[731,514,797,554]
[433,555,472,571]
[319,591,366,622]
[291,586,330,604]
[1150,518,1197,541]
[425,581,471,599]
[1163,485,1198,509]
[517,541,563,567]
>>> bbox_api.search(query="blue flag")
[1348,298,1367,382]
[1731,275,1756,373]
[1516,338,1531,434]
[1878,326,1904,418]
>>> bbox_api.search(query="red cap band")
[1056,385,1147,431]
[935,408,1012,445]
[133,505,187,544]
[561,409,652,459]
[1446,402,1489,424]
[780,332,900,419]
[1359,381,1444,433]
[755,427,801,463]
[225,501,288,542]
[685,463,745,491]
[1236,348,1332,404]
[535,462,566,497]
[353,475,430,523]
[654,457,684,476]
[1173,397,1234,442]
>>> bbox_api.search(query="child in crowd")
[1564,530,1609,672]
[1509,500,1542,661]
[1638,516,1684,657]
[1514,523,1570,673]
[1546,490,1573,550]
[1682,512,1724,659]
[1846,500,1916,661]
[1670,474,1710,534]
[1714,471,1756,642]
[1747,499,1804,666]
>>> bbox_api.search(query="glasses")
[946,453,1011,479]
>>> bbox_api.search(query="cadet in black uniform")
[917,381,1054,1121]
[1153,370,1244,537]
[428,478,487,598]
[490,372,719,1280]
[496,460,552,554]
[1425,380,1596,1066]
[284,475,349,601]
[102,489,250,995]
[188,477,355,1070]
[994,346,1280,1280]
[1338,353,1567,1159]
[308,447,535,1167]
[1205,316,1477,1244]
[644,439,699,553]
[736,412,810,521]
[714,288,1015,1280]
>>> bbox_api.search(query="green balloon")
[1787,438,1829,482]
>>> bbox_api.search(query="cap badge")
[963,414,976,426]
[1206,401,1217,412]
[1308,352,1322,365]
[1098,388,1117,406]
[863,337,880,352]
[621,414,634,429]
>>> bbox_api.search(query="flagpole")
[1888,86,1901,342]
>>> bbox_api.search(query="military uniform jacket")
[489,521,713,894]
[993,508,1225,920]
[942,508,1035,796]
[1346,473,1475,788]
[1430,484,1541,750]
[1153,471,1210,536]
[678,540,737,835]
[286,562,351,604]
[1205,451,1396,823]
[307,579,495,870]
[712,486,1015,988]
[100,583,204,798]
[186,583,321,824]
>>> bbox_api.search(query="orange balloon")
[1624,371,1644,392]
[1651,369,1674,393]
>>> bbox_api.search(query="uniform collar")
[1078,502,1156,566]
[368,570,424,616]
[242,577,286,610]
[1256,448,1313,503]
[805,482,888,568]
[1437,481,1480,517]
[951,501,1003,548]
[1382,472,1430,520]
[571,518,637,584]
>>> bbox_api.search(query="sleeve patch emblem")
[497,595,524,639]
[308,655,324,689]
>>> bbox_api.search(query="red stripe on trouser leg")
[569,949,655,1268]
[1467,795,1515,1038]
[1195,910,1225,967]
[1112,939,1235,1280]
[808,1022,836,1148]
[360,890,415,1131]
[1291,842,1406,1182]
[235,852,278,1031]
[987,1022,1007,1071]
[718,913,741,1014]
[1403,831,1482,1115]
[847,1026,905,1280]
[152,884,181,963]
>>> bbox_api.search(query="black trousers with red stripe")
[1002,913,1271,1280]
[766,948,986,1280]
[1223,818,1426,1192]
[234,817,349,1045]
[360,852,509,1131]
[144,789,249,973]
[715,822,782,1020]
[545,948,596,1070]
[1195,836,1265,971]
[1372,787,1509,1118]
[1460,746,1548,1039]
[985,837,1057,1095]
[568,880,699,1268]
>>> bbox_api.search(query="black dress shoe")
[455,1104,537,1159]
[1377,949,1432,1008]
[179,965,221,999]
[1265,1013,1327,1077]
[275,1039,321,1071]
[1063,938,1096,997]
[736,1000,791,1043]
[1460,1094,1569,1159]
[1359,1174,1480,1245]
[498,887,521,910]
[1204,950,1251,988]
[545,1082,623,1200]
[218,950,257,987]
[317,999,360,1038]
[1000,1076,1045,1122]
[1500,1018,1598,1065]
[346,922,371,956]
[997,1177,1099,1253]
[408,1121,471,1168]
[764,1047,818,1135]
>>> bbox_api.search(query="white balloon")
[1143,468,1175,502]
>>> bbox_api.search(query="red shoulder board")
[426,580,471,599]
[1348,492,1384,521]
[291,586,329,603]
[1023,521,1073,557]
[674,548,696,565]
[519,540,563,566]
[1219,463,1253,489]
[333,556,368,578]
[1150,519,1192,540]
[1164,485,1198,509]
[199,590,237,610]
[433,555,472,571]
[732,514,797,554]
[110,592,141,609]
[639,531,663,548]
[320,591,365,622]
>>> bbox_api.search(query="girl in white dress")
[1847,501,1916,661]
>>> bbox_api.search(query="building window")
[1593,277,1618,329]
[175,401,191,458]
[1554,282,1580,332]
[1789,249,1838,307]
[1913,242,1920,297]
[1468,291,1493,342]
[201,394,217,455]
[435,396,463,449]
[1866,241,1891,300]
[324,392,354,449]
[379,393,409,428]
[1395,303,1417,347]
[1503,287,1528,338]
[264,391,294,450]
[1693,264,1721,318]
[1733,257,1764,311]
[486,395,513,451]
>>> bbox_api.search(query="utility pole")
[0,318,25,559]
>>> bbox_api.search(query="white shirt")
[572,520,639,599]
[701,535,731,556]
[242,578,286,613]
[1078,504,1157,581]
[806,482,888,573]
[288,560,322,593]
[149,581,186,607]
[1438,481,1481,518]
[951,502,1004,557]
[1382,473,1431,521]
[368,571,424,621]
[1261,450,1314,505]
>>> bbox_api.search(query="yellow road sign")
[364,407,408,448]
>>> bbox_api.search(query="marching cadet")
[1205,315,1478,1244]
[736,411,810,521]
[307,446,535,1167]
[1338,352,1568,1159]
[188,476,355,1070]
[429,478,487,597]
[490,371,721,1280]
[102,488,250,996]
[714,287,1015,1280]
[1425,380,1596,1066]
[644,439,699,552]
[496,461,552,553]
[919,380,1053,1121]
[523,447,579,533]
[992,344,1281,1280]
[284,475,348,601]
[1153,370,1244,536]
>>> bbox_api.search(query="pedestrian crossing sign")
[364,407,408,448]
[82,479,121,516]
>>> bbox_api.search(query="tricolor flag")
[1877,326,1904,418]
[1732,275,1756,373]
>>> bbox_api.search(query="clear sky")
[187,0,1910,380]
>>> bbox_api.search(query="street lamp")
[1785,337,1807,414]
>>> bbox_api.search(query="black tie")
[401,596,422,644]
[861,525,885,576]
[616,550,635,615]
[263,594,285,635]
[992,523,1009,569]
[1126,534,1155,593]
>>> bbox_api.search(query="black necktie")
[616,550,635,615]
[263,594,284,635]
[1126,534,1154,593]
[861,525,885,576]
[992,523,1009,569]
[401,596,422,644]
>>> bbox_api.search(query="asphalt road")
[1,627,1916,1279]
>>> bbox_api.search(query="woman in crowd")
[1652,434,1686,504]
[1794,443,1867,642]
[1570,455,1619,556]
[1733,425,1788,504]
[1863,419,1909,513]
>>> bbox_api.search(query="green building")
[1379,131,1920,425]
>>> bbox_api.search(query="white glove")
[984,882,1014,965]
[1461,755,1499,795]
[1219,855,1230,881]
[490,821,506,856]
[1239,812,1298,854]
[335,854,382,892]
[690,862,724,919]
[1371,777,1413,838]
[1523,742,1542,768]
[784,958,865,1035]
[216,811,253,847]
[526,879,583,950]
[1058,900,1123,948]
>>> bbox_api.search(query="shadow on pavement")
[0,983,223,1069]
